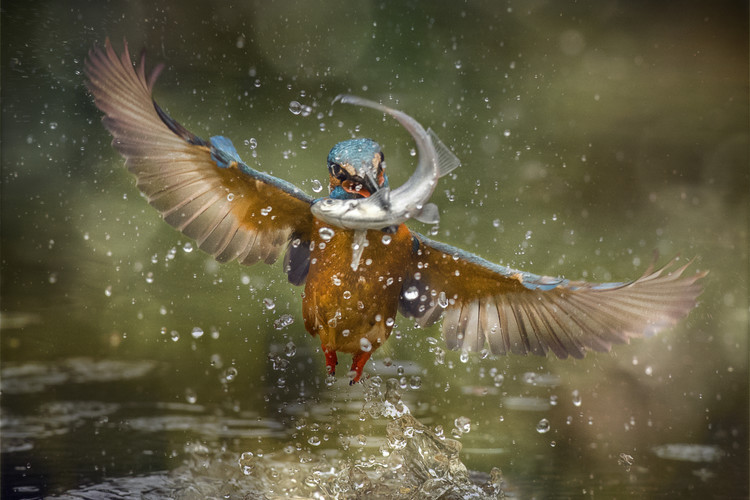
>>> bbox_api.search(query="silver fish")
[310,95,460,230]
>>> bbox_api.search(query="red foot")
[349,351,372,385]
[322,345,338,375]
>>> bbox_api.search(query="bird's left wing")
[399,233,706,358]
[85,39,314,282]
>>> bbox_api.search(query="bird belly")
[302,221,413,355]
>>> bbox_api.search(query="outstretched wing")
[399,233,706,358]
[85,39,314,283]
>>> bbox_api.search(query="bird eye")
[330,163,347,181]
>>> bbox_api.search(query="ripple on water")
[1,358,157,394]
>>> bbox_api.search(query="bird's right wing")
[85,39,314,283]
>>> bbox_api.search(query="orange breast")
[303,219,413,354]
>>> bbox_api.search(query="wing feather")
[85,39,314,282]
[400,233,706,359]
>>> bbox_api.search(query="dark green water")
[2,1,747,498]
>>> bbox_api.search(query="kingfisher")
[85,40,706,384]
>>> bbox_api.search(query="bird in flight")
[85,39,705,384]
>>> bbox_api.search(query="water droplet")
[224,366,238,382]
[183,242,194,253]
[145,272,154,284]
[260,206,272,216]
[492,219,501,228]
[343,290,352,299]
[311,179,323,193]
[525,230,533,241]
[493,373,505,387]
[273,314,294,330]
[359,338,372,352]
[184,388,198,404]
[49,122,58,130]
[409,376,422,389]
[434,347,445,364]
[618,453,634,471]
[210,354,223,369]
[289,101,302,115]
[170,330,180,342]
[437,291,449,308]
[239,451,254,475]
[318,227,335,241]
[307,436,321,446]
[403,286,419,301]
[454,416,471,434]
[381,234,392,245]
[572,389,582,407]
[191,327,204,339]
[227,193,235,202]
[459,350,469,363]
[284,341,296,357]
[536,418,551,434]
[104,285,112,297]
[263,298,275,310]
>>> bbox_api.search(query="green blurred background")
[1,0,747,497]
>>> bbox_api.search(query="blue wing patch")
[413,233,571,292]
[210,136,244,168]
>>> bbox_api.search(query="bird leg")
[322,345,338,375]
[349,350,372,384]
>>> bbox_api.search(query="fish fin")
[427,128,461,177]
[415,203,440,224]
[369,186,392,209]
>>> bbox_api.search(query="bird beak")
[342,170,383,198]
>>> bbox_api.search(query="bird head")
[326,139,388,200]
